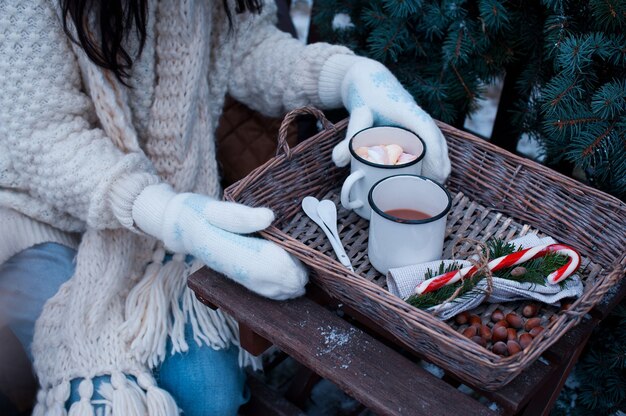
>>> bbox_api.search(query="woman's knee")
[156,343,248,416]
[0,242,77,357]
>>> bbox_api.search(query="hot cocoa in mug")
[368,174,452,274]
[384,208,431,221]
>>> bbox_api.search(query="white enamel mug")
[367,174,452,274]
[340,126,425,220]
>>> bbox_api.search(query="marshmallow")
[397,152,417,164]
[355,146,369,160]
[354,144,417,165]
[386,144,403,165]
[367,145,388,164]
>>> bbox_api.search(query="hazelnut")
[480,325,492,341]
[507,328,517,341]
[519,333,533,349]
[529,326,544,338]
[492,326,508,343]
[492,341,508,356]
[463,326,478,338]
[506,313,523,329]
[471,322,483,332]
[524,317,542,331]
[510,266,527,276]
[455,311,470,325]
[491,309,505,322]
[507,340,522,355]
[493,319,509,330]
[471,336,487,347]
[522,304,538,318]
[469,314,482,326]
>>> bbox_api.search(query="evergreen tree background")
[311,1,626,414]
[551,304,626,415]
[312,0,626,200]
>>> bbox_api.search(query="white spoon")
[316,199,353,267]
[302,196,354,272]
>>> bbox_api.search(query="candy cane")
[414,244,581,295]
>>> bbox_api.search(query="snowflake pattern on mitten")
[332,57,451,183]
[134,184,308,300]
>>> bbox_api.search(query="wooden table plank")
[239,322,273,356]
[189,269,497,416]
[240,374,307,416]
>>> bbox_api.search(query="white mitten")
[320,55,451,183]
[132,183,308,300]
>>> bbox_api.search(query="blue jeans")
[0,243,248,415]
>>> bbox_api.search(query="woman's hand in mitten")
[131,184,308,300]
[324,56,451,183]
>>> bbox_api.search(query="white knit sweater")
[0,0,355,413]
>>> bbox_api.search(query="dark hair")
[60,0,262,84]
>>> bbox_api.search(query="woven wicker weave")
[224,107,626,390]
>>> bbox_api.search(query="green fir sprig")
[405,261,481,310]
[405,238,570,310]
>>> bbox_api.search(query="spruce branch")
[368,24,407,62]
[479,0,510,32]
[540,0,566,12]
[591,79,626,119]
[543,14,573,59]
[418,3,448,40]
[581,121,617,157]
[607,34,626,65]
[546,74,581,110]
[551,116,602,129]
[442,19,479,65]
[557,35,597,75]
[382,0,422,18]
[361,3,389,28]
[543,108,601,141]
[590,0,626,31]
[451,63,476,100]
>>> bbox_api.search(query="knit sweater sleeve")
[0,1,160,230]
[226,0,357,117]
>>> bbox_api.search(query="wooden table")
[188,267,626,416]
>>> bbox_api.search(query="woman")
[0,0,450,414]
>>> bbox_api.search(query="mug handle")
[340,170,365,210]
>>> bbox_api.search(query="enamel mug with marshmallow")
[340,126,425,220]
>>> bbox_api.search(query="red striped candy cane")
[414,244,581,295]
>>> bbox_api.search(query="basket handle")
[277,106,336,159]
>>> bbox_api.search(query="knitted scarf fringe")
[122,248,261,370]
[34,243,261,415]
[182,262,262,371]
[31,389,47,416]
[34,373,180,416]
[67,379,95,416]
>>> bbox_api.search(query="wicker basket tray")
[224,107,626,390]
